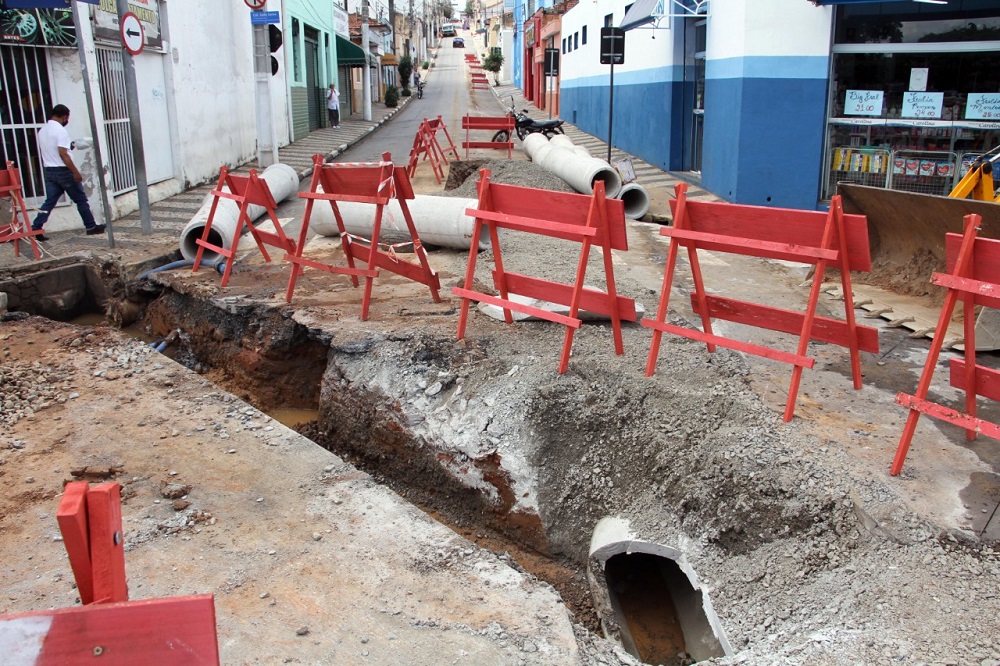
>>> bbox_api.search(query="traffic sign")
[544,48,559,77]
[120,12,144,56]
[600,27,624,65]
[250,11,281,25]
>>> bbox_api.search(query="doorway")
[682,18,705,174]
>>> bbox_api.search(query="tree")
[464,0,474,18]
[482,51,503,85]
[439,0,452,20]
[398,55,413,95]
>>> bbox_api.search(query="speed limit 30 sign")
[120,12,144,55]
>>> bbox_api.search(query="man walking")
[30,104,104,241]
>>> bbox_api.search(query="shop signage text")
[902,91,943,119]
[845,90,883,117]
[966,93,1000,121]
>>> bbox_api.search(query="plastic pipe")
[138,258,226,280]
[310,194,484,250]
[538,146,622,198]
[617,182,650,220]
[178,163,299,261]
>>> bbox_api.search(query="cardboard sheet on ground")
[478,291,645,322]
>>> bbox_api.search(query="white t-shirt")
[326,89,340,110]
[38,119,71,168]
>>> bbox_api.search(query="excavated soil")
[3,161,1000,664]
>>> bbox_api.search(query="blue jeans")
[32,167,97,230]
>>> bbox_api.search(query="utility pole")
[115,0,151,235]
[362,0,372,121]
[408,0,414,59]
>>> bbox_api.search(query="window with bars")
[0,45,53,201]
[96,46,136,195]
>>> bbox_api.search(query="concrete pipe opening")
[618,182,651,220]
[589,518,731,665]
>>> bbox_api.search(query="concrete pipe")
[549,134,574,150]
[538,146,622,198]
[617,182,650,220]
[532,141,555,166]
[179,163,299,261]
[521,133,549,160]
[310,194,484,250]
[571,145,591,158]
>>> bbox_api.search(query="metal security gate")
[96,46,136,194]
[0,45,53,202]
[304,36,320,131]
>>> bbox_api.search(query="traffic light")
[268,24,281,76]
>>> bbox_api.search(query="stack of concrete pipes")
[522,134,650,220]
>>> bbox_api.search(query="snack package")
[892,157,906,174]
[906,159,920,176]
[935,162,954,178]
[919,160,935,177]
[870,154,886,173]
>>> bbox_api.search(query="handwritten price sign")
[845,90,884,117]
[902,91,943,119]
[966,93,1000,120]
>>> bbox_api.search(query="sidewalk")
[488,82,719,218]
[0,98,416,274]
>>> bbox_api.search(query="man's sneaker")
[34,233,48,242]
[85,224,107,236]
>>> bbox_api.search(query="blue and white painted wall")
[703,0,832,209]
[558,0,835,210]
[559,0,681,174]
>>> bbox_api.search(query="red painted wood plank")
[285,253,378,279]
[662,227,839,263]
[495,271,638,321]
[641,319,816,368]
[946,232,1000,287]
[466,186,628,250]
[461,117,514,129]
[932,271,1000,310]
[691,294,880,353]
[896,392,1000,440]
[463,141,515,150]
[669,199,871,271]
[86,483,128,604]
[470,208,597,240]
[949,358,1000,402]
[56,482,94,605]
[348,243,441,289]
[0,595,219,665]
[452,287,582,328]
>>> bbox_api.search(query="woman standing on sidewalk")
[326,85,340,128]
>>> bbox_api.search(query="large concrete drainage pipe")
[588,517,732,663]
[617,182,650,220]
[310,195,484,250]
[549,134,574,150]
[539,146,622,198]
[522,133,550,161]
[179,163,299,262]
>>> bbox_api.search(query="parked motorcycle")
[492,96,565,142]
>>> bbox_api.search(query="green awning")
[336,35,367,66]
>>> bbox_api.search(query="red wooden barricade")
[191,166,296,287]
[285,153,441,319]
[0,481,221,663]
[453,169,636,373]
[461,115,515,159]
[0,161,42,260]
[406,116,460,185]
[644,182,878,421]
[891,214,1000,475]
[471,72,490,91]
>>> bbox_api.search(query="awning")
[381,53,399,66]
[620,0,709,31]
[336,35,367,66]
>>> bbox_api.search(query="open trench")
[3,255,879,665]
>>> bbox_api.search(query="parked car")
[441,24,455,37]
[453,37,464,48]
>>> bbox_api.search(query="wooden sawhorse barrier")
[0,161,42,259]
[406,116,460,185]
[285,153,441,320]
[0,481,220,663]
[644,183,878,421]
[461,115,515,159]
[891,214,1000,475]
[453,170,635,373]
[471,72,490,91]
[191,166,296,287]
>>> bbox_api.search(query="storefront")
[822,1,1000,200]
